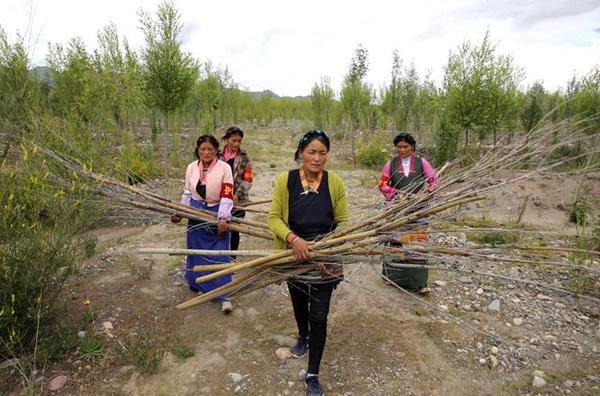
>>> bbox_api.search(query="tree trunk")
[164,111,169,135]
[164,111,170,176]
[351,128,356,166]
[0,141,10,169]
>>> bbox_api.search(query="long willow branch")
[137,248,278,256]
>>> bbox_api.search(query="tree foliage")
[0,28,40,142]
[521,81,545,132]
[311,76,335,129]
[139,0,198,134]
[443,31,523,155]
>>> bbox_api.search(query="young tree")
[0,27,40,163]
[443,30,522,155]
[574,66,600,134]
[340,44,372,163]
[310,76,335,129]
[47,38,102,124]
[139,1,198,135]
[95,23,145,127]
[521,81,545,132]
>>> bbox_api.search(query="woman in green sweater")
[268,129,349,396]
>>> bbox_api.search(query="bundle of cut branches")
[36,120,600,315]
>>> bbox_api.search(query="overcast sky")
[2,0,600,97]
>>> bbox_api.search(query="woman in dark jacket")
[218,126,253,257]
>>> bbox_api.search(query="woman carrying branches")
[378,132,438,294]
[171,135,235,314]
[218,126,253,258]
[268,129,349,396]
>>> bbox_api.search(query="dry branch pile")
[37,121,600,321]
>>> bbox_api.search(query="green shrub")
[470,231,519,246]
[119,135,161,184]
[550,142,589,169]
[357,134,389,167]
[37,325,79,362]
[569,196,592,226]
[0,144,98,356]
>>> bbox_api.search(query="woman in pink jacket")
[378,132,438,294]
[172,135,235,313]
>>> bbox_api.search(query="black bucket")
[382,257,428,291]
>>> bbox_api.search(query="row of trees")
[4,2,600,166]
[310,32,599,164]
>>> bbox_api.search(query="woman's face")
[300,139,328,175]
[395,141,414,158]
[198,142,217,163]
[227,134,243,152]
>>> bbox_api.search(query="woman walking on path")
[378,132,438,294]
[268,129,349,396]
[172,135,235,314]
[218,126,253,258]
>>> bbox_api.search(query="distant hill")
[28,69,311,100]
[248,89,279,98]
[248,89,310,100]
[30,66,55,88]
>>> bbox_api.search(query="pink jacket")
[180,159,234,220]
[378,155,439,200]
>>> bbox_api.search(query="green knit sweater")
[267,170,349,250]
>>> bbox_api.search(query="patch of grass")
[126,256,155,280]
[170,337,195,360]
[592,215,600,251]
[458,215,502,228]
[358,173,377,187]
[566,268,595,295]
[167,257,182,272]
[79,336,105,362]
[469,231,520,246]
[569,196,592,226]
[83,307,95,325]
[120,329,165,374]
[82,236,98,259]
[37,325,78,363]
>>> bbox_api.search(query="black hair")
[194,135,219,159]
[393,132,416,150]
[294,129,331,162]
[221,126,244,140]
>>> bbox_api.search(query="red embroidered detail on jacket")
[243,168,253,183]
[379,175,390,187]
[221,183,234,199]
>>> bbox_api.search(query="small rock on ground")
[48,375,68,391]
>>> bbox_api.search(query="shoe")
[418,287,432,295]
[305,375,324,396]
[221,300,233,314]
[291,337,309,358]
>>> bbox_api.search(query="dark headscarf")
[294,129,331,162]
[221,126,244,140]
[393,132,417,150]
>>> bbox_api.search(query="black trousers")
[287,280,335,375]
[230,209,245,259]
